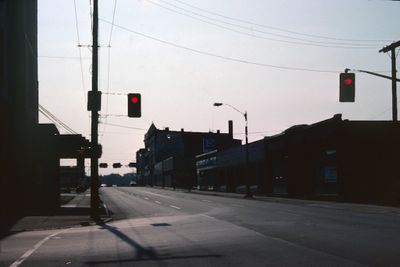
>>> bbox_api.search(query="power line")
[39,105,77,134]
[100,122,147,131]
[73,0,88,106]
[102,92,127,96]
[39,105,78,134]
[38,55,91,60]
[100,114,127,117]
[100,19,340,73]
[168,0,392,43]
[101,0,118,143]
[147,0,380,49]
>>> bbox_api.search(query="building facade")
[0,1,92,232]
[195,114,400,205]
[136,121,241,189]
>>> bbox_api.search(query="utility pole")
[244,111,251,198]
[90,0,100,220]
[379,40,400,122]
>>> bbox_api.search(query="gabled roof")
[145,123,158,139]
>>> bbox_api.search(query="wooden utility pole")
[379,40,400,121]
[90,0,100,220]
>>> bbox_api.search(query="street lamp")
[213,102,252,198]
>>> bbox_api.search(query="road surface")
[2,187,400,266]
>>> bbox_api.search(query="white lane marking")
[62,204,77,208]
[170,205,181,210]
[144,191,174,199]
[10,228,69,267]
[144,197,149,200]
[155,201,161,204]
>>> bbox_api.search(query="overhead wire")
[100,122,147,131]
[101,0,118,142]
[39,105,78,134]
[100,19,340,73]
[168,0,392,43]
[39,105,77,134]
[38,55,91,60]
[73,0,88,106]
[146,0,381,49]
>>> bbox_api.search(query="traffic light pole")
[390,47,397,121]
[379,40,400,122]
[90,0,100,220]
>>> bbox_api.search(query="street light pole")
[214,103,252,198]
[244,111,251,198]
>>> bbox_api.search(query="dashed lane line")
[170,205,181,210]
[155,201,161,204]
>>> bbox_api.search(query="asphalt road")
[2,187,400,266]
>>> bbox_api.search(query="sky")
[37,0,400,175]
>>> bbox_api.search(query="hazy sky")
[38,0,400,175]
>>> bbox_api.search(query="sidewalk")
[7,190,109,233]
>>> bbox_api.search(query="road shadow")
[90,222,223,265]
[84,254,222,265]
[96,222,158,260]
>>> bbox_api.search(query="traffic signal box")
[128,93,141,117]
[340,73,355,102]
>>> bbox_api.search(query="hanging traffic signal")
[112,163,122,168]
[128,93,141,117]
[128,162,137,168]
[339,73,355,102]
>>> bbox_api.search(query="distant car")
[130,181,137,186]
[100,184,107,187]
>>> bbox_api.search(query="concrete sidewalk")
[7,190,109,233]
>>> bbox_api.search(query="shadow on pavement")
[90,222,223,265]
[97,222,158,260]
[84,254,223,265]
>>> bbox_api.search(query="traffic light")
[128,162,137,168]
[128,93,141,117]
[112,163,122,168]
[339,73,355,102]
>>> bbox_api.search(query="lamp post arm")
[223,103,246,117]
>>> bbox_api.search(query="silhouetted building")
[1,0,42,227]
[196,139,265,192]
[264,114,400,205]
[137,122,241,189]
[195,114,400,205]
[0,1,91,232]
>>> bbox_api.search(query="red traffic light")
[344,78,353,86]
[131,96,139,104]
[128,93,141,118]
[339,73,355,102]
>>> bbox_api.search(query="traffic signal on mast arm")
[339,72,355,102]
[128,93,141,117]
